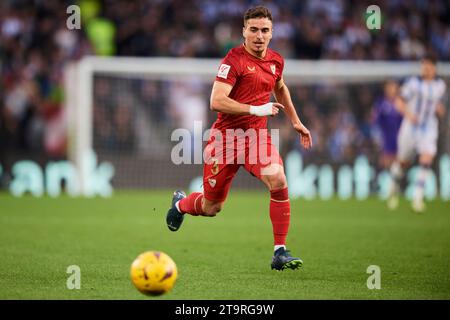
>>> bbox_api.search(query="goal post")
[65,57,450,196]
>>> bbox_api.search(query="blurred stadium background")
[0,0,449,195]
[1,0,450,301]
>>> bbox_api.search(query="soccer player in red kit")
[166,6,312,270]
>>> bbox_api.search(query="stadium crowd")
[1,0,449,164]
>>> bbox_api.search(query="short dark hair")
[422,54,437,65]
[244,6,272,25]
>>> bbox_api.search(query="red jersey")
[213,44,284,131]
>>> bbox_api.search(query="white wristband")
[249,103,273,117]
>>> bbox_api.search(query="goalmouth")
[64,57,450,195]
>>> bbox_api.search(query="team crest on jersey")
[208,178,216,188]
[217,64,231,79]
[270,64,276,75]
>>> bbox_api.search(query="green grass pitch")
[0,191,449,299]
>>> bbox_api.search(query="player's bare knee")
[261,164,287,190]
[202,202,222,216]
[268,172,287,190]
[204,208,219,217]
[272,177,287,190]
[399,160,410,169]
[419,154,434,166]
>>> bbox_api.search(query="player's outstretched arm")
[210,81,283,116]
[273,78,312,149]
[394,96,418,123]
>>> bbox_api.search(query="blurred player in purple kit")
[372,80,403,170]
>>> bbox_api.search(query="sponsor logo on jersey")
[270,64,276,75]
[217,64,231,79]
[247,65,255,72]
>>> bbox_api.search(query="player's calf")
[176,192,223,217]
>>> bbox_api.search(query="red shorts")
[203,129,283,202]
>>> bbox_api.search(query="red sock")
[270,187,291,246]
[178,192,205,216]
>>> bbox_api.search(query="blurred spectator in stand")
[82,0,116,56]
[1,0,450,161]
